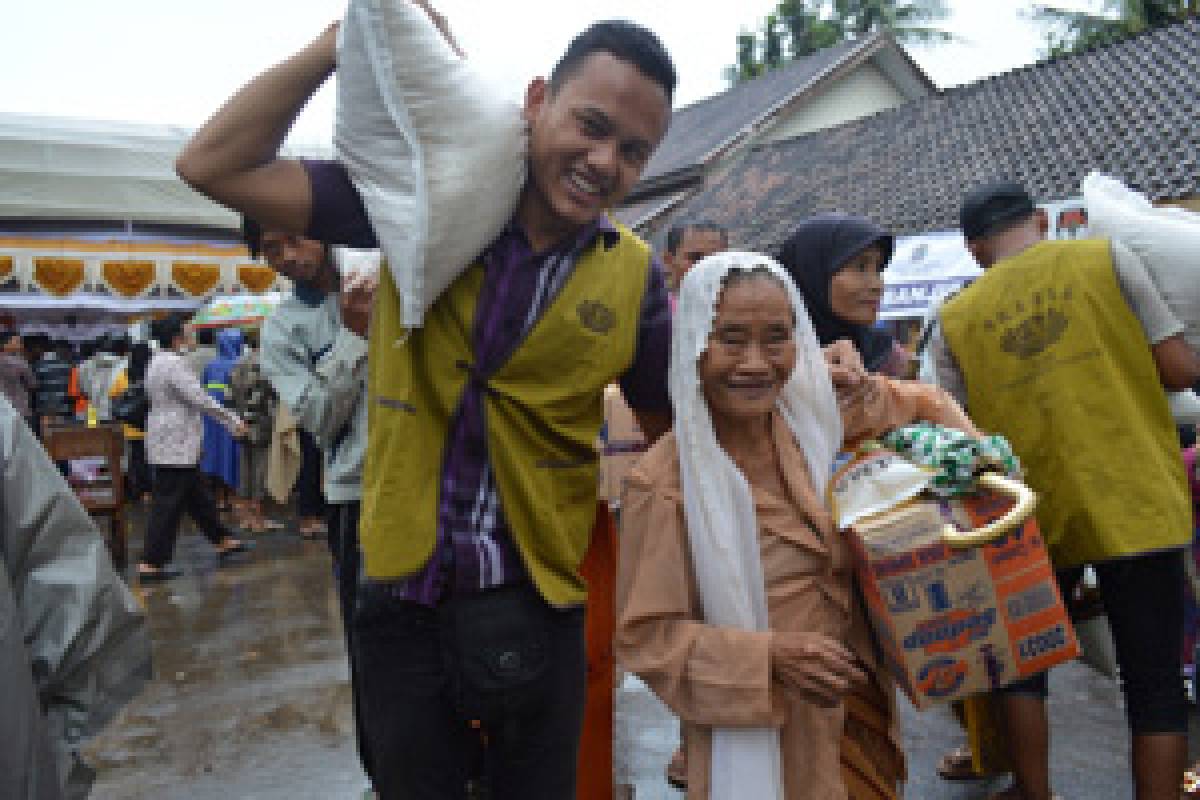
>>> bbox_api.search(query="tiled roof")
[652,17,1200,253]
[639,36,874,184]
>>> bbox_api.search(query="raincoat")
[200,328,243,488]
[0,396,151,799]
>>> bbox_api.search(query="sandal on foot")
[137,566,183,583]
[217,540,256,561]
[936,746,995,781]
[666,748,687,790]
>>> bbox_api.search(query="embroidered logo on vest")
[577,300,616,334]
[984,286,1073,360]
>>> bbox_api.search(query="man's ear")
[522,77,549,127]
[1034,208,1050,236]
[966,239,988,268]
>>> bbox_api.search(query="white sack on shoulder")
[1082,172,1200,351]
[335,0,527,328]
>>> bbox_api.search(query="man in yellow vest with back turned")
[930,182,1200,800]
[175,6,674,798]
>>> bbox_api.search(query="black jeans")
[353,581,587,800]
[141,465,235,566]
[1000,548,1188,734]
[325,502,373,785]
[296,430,326,519]
[126,439,151,499]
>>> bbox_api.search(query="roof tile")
[646,18,1200,252]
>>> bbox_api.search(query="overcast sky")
[3,1,1096,146]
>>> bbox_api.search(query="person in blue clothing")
[200,328,243,512]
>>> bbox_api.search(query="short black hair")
[196,327,216,347]
[550,21,677,104]
[666,220,729,254]
[151,315,185,349]
[0,331,15,348]
[242,215,263,260]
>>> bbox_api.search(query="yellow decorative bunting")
[238,264,277,294]
[103,260,156,297]
[34,258,86,297]
[171,262,221,297]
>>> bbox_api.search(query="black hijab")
[777,213,896,372]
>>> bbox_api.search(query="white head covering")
[670,251,842,800]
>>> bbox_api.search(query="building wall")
[758,62,907,144]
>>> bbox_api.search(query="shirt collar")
[494,213,620,260]
[292,283,326,308]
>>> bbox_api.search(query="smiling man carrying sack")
[176,3,675,797]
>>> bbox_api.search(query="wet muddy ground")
[86,512,1195,799]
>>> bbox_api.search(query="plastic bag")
[1083,172,1200,351]
[334,0,527,328]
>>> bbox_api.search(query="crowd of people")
[0,322,336,577]
[6,4,1200,800]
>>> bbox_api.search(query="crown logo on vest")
[577,300,616,334]
[999,296,1069,359]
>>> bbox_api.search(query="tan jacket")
[615,377,974,800]
[267,403,302,505]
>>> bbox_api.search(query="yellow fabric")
[939,239,1190,566]
[361,221,651,606]
[107,371,143,440]
[950,697,1011,776]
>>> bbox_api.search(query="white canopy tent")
[0,111,329,227]
[0,113,328,317]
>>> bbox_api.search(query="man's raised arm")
[175,24,339,234]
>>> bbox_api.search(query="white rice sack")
[335,0,527,327]
[1082,172,1200,351]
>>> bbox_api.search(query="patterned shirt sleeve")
[167,356,240,430]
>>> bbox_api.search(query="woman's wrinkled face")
[700,276,797,423]
[829,243,886,326]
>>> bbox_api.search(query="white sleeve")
[1110,239,1185,345]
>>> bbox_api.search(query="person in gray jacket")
[0,394,151,800]
[249,218,374,788]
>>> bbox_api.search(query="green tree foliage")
[727,0,952,85]
[1032,0,1200,56]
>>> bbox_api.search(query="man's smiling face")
[521,51,671,235]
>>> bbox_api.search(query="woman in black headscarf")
[778,213,908,377]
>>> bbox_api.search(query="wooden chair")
[43,423,127,567]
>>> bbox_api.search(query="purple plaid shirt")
[303,160,671,606]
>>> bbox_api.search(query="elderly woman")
[779,213,909,377]
[615,252,979,800]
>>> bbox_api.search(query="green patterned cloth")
[881,423,1021,498]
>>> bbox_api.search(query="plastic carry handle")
[941,472,1039,549]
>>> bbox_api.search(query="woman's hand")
[824,339,870,408]
[770,631,866,707]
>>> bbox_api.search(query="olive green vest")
[940,239,1189,567]
[361,221,651,606]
